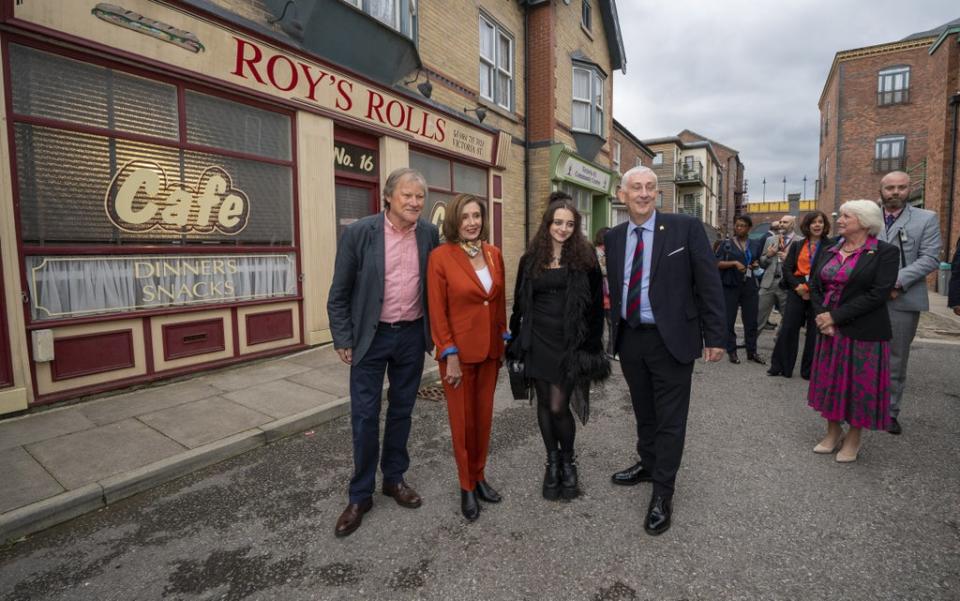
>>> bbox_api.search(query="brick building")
[0,0,625,413]
[818,18,960,266]
[642,136,724,237]
[611,118,655,225]
[678,130,746,238]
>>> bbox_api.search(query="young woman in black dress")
[508,192,609,500]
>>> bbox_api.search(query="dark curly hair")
[526,191,597,278]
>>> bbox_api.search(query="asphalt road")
[1,337,958,601]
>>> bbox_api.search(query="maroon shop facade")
[0,0,509,414]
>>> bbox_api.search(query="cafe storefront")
[549,144,616,238]
[0,0,506,412]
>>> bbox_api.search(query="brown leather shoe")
[334,498,372,538]
[382,481,422,508]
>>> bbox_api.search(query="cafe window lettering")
[409,150,488,237]
[9,44,295,247]
[7,44,297,321]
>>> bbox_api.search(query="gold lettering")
[223,281,236,295]
[160,188,194,227]
[156,284,178,301]
[142,284,156,302]
[227,259,239,274]
[161,261,181,277]
[195,175,225,227]
[212,260,225,274]
[192,281,209,297]
[134,261,154,278]
[200,260,212,275]
[218,194,244,229]
[181,261,200,276]
[116,168,160,224]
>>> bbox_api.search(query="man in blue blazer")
[876,171,941,435]
[327,168,440,537]
[605,166,726,535]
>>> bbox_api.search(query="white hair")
[620,165,658,189]
[839,199,884,236]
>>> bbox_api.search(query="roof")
[613,119,655,157]
[676,129,740,155]
[519,0,625,73]
[640,136,722,167]
[902,16,960,41]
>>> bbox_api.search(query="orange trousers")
[439,358,500,491]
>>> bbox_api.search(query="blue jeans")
[348,322,426,503]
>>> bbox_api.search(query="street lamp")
[782,176,787,201]
[762,177,766,201]
[802,175,807,200]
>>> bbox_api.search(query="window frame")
[6,39,298,255]
[874,134,907,172]
[877,66,910,106]
[581,0,592,31]
[571,63,605,136]
[652,152,663,166]
[479,13,515,112]
[612,140,621,173]
[343,0,417,40]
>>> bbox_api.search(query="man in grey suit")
[876,171,941,435]
[757,214,798,332]
[327,168,440,537]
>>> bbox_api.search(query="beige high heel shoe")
[813,435,843,454]
[836,442,861,463]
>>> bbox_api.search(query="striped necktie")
[627,227,644,326]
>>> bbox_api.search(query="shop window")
[561,184,593,235]
[479,14,514,111]
[9,44,294,247]
[410,150,489,237]
[572,64,604,136]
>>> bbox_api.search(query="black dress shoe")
[475,480,502,503]
[644,495,672,536]
[747,352,766,365]
[766,369,782,377]
[460,489,480,521]
[887,417,902,435]
[610,462,653,486]
[728,352,741,364]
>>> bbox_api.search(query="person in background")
[509,192,608,502]
[327,168,440,538]
[876,171,941,435]
[427,194,508,522]
[716,215,766,365]
[808,200,899,463]
[768,211,831,379]
[758,215,798,331]
[594,226,614,357]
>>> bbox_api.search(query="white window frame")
[875,134,906,171]
[878,66,910,106]
[572,64,604,136]
[581,0,592,31]
[612,141,621,173]
[344,0,416,39]
[652,152,663,166]
[479,14,514,111]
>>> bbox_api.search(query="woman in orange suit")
[427,193,508,522]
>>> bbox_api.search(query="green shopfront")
[549,144,617,238]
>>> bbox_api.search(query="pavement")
[1,289,958,546]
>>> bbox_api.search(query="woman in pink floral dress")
[807,200,900,462]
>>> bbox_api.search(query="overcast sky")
[612,0,958,201]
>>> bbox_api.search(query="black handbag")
[505,338,531,400]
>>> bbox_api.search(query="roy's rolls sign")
[12,0,496,163]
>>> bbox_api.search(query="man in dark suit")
[950,238,960,316]
[604,166,726,536]
[327,168,440,537]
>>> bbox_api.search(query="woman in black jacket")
[508,192,609,500]
[807,200,899,463]
[768,210,831,379]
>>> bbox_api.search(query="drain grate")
[417,383,446,402]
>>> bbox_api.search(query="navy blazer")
[604,212,726,364]
[949,239,960,309]
[327,213,440,364]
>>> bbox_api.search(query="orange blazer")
[427,242,508,363]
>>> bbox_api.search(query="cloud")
[613,0,959,199]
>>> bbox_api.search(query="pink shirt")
[380,213,423,323]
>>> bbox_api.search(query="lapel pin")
[659,225,665,231]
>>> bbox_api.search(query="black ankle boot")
[542,451,560,500]
[559,451,579,499]
[460,489,479,521]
